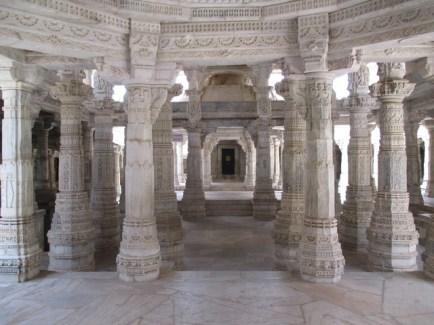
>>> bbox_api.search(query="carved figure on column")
[89,74,121,252]
[339,63,376,252]
[48,70,95,271]
[153,84,184,268]
[0,61,41,281]
[367,62,419,271]
[273,77,306,270]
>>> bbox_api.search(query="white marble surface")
[1,269,434,324]
[176,191,282,201]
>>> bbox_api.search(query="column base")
[424,256,434,279]
[253,189,277,221]
[117,219,161,282]
[181,190,206,221]
[367,193,419,272]
[48,192,95,271]
[273,194,304,270]
[299,218,345,283]
[117,253,160,282]
[93,206,121,252]
[340,189,374,252]
[156,195,184,269]
[0,216,41,282]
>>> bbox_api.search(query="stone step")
[205,200,252,217]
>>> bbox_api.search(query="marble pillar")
[90,104,121,252]
[274,79,305,270]
[117,85,167,282]
[181,127,206,221]
[340,65,375,252]
[153,84,184,268]
[367,63,419,271]
[0,65,41,281]
[253,79,277,220]
[299,76,345,283]
[405,107,424,206]
[48,70,95,271]
[113,144,122,202]
[82,122,92,198]
[426,120,434,197]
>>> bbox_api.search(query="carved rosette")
[299,77,345,283]
[0,77,41,281]
[91,97,121,252]
[180,127,207,221]
[153,84,184,268]
[273,79,306,270]
[117,84,167,282]
[339,65,376,252]
[367,63,419,272]
[47,71,95,271]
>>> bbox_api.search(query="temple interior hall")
[3,0,434,324]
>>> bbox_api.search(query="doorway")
[222,148,235,175]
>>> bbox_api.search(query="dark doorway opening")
[222,148,235,175]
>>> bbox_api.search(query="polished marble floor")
[2,215,434,324]
[1,269,434,324]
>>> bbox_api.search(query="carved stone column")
[339,64,375,252]
[273,78,306,270]
[89,78,121,252]
[405,107,424,206]
[153,84,184,268]
[173,140,180,189]
[0,63,41,281]
[82,122,92,198]
[272,137,281,188]
[367,63,419,271]
[426,120,434,197]
[181,126,206,221]
[117,84,167,282]
[180,85,206,221]
[299,76,345,282]
[252,64,277,220]
[48,70,95,271]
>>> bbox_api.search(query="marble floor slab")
[1,269,434,325]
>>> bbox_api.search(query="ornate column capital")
[50,70,92,104]
[370,63,415,101]
[126,84,168,124]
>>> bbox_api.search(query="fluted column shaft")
[367,63,418,271]
[117,85,167,282]
[405,109,424,206]
[273,89,305,270]
[91,111,120,251]
[0,77,41,281]
[340,95,375,252]
[181,128,206,221]
[153,86,184,268]
[299,76,345,283]
[48,72,95,271]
